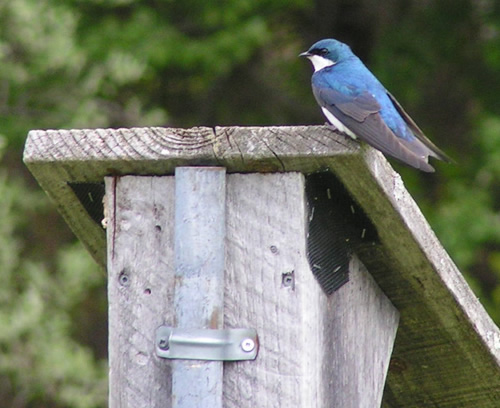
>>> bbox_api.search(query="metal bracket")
[155,326,259,361]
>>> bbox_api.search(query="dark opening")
[305,172,378,295]
[68,182,106,227]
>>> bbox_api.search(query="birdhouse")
[23,125,500,407]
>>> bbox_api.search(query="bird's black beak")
[299,51,311,58]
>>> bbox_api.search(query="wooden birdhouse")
[23,126,500,407]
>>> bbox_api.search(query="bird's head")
[299,39,354,72]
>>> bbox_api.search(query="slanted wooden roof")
[23,126,500,407]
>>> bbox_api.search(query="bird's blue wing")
[313,84,436,172]
[324,87,380,121]
[386,91,452,162]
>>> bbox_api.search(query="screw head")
[158,338,169,350]
[119,270,130,287]
[241,338,255,352]
[281,270,295,288]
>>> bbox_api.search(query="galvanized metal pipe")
[172,167,226,408]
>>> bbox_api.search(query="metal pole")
[172,167,226,407]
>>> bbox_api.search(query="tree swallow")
[300,39,452,172]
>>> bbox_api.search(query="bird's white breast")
[321,107,357,139]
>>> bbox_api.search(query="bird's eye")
[319,48,329,56]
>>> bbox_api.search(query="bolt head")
[158,338,169,350]
[241,338,255,352]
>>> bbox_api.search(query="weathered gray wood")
[106,176,175,408]
[325,256,399,407]
[106,171,396,407]
[223,172,328,407]
[25,126,500,406]
[223,173,398,407]
[23,126,356,267]
[172,167,226,407]
[331,155,500,408]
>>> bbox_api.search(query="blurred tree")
[1,0,500,405]
[0,143,107,407]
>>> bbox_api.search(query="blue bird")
[300,39,451,172]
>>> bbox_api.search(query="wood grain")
[326,256,399,408]
[24,126,355,267]
[223,172,327,407]
[106,176,175,408]
[223,173,398,407]
[24,125,500,407]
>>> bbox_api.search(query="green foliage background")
[1,0,500,406]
